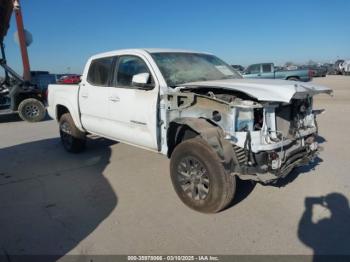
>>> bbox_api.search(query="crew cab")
[243,63,313,82]
[47,49,332,213]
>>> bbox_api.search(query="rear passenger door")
[79,56,115,135]
[260,63,275,79]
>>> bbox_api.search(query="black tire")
[170,137,236,213]
[18,98,46,122]
[287,77,300,81]
[59,113,86,153]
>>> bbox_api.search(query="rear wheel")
[59,113,86,153]
[287,77,300,81]
[170,137,236,213]
[18,98,46,122]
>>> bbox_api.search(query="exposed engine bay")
[165,86,325,183]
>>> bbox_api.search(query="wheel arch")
[54,101,84,132]
[167,121,199,158]
[167,117,238,169]
[286,76,300,80]
[56,104,69,121]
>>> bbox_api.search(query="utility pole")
[13,0,31,81]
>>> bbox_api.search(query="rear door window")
[87,57,114,86]
[262,64,272,73]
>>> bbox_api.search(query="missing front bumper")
[233,144,319,184]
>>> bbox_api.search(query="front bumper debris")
[232,137,319,183]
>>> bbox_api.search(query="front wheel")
[170,138,236,213]
[59,113,86,153]
[18,98,46,122]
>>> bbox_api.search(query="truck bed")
[47,83,81,127]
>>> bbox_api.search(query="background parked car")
[30,71,57,91]
[333,60,345,75]
[299,65,327,77]
[243,63,313,81]
[321,63,335,75]
[341,60,350,75]
[317,66,329,77]
[58,74,81,84]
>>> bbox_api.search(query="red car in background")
[58,75,81,84]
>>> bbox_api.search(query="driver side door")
[243,64,261,78]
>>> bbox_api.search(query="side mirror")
[132,73,151,88]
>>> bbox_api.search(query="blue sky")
[3,0,350,74]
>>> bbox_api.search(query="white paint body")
[47,49,332,156]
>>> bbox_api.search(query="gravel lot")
[0,76,349,257]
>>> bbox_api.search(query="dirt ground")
[0,75,349,258]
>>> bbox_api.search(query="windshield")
[151,52,242,87]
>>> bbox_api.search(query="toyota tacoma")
[47,49,332,213]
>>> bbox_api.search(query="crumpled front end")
[166,82,331,183]
[225,96,321,183]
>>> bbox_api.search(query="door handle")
[81,92,89,98]
[109,96,120,102]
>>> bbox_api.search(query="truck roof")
[144,48,204,53]
[249,62,274,66]
[89,48,211,60]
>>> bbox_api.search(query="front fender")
[171,118,238,168]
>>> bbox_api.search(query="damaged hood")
[180,78,332,103]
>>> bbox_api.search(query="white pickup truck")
[48,49,332,213]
